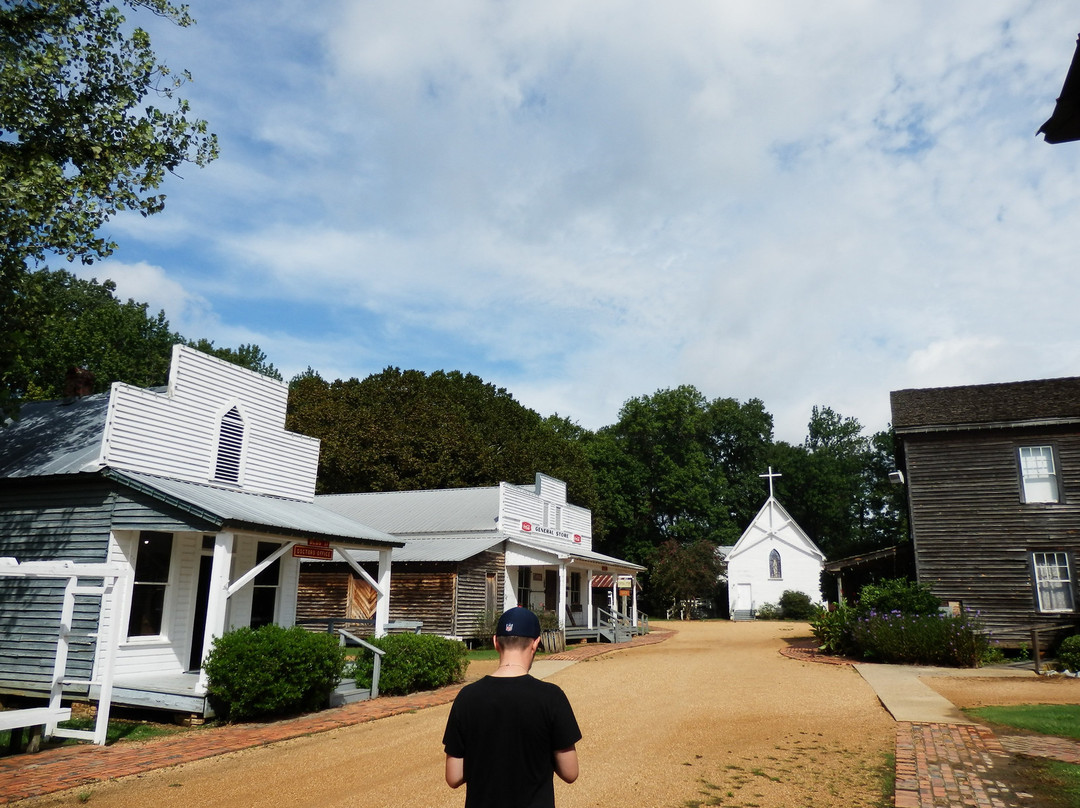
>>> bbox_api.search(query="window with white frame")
[1018,446,1060,503]
[1033,552,1075,612]
[127,531,173,637]
[517,567,531,608]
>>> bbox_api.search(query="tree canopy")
[286,367,599,512]
[1,0,218,416]
[3,267,278,403]
[583,385,774,565]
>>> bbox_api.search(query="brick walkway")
[0,631,670,804]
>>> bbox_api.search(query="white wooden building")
[0,346,400,732]
[304,473,646,643]
[723,471,825,620]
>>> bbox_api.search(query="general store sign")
[519,521,582,543]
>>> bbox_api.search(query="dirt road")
[20,621,897,808]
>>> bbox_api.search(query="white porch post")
[586,572,594,629]
[557,562,568,630]
[632,576,639,626]
[374,548,392,637]
[197,531,234,691]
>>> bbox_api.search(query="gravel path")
[17,621,896,808]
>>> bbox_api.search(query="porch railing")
[336,629,385,700]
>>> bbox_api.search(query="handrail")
[337,629,384,699]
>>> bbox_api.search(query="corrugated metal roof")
[317,487,502,534]
[108,470,402,548]
[0,394,109,477]
[510,537,646,571]
[321,536,506,564]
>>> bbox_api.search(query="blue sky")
[81,1,1080,443]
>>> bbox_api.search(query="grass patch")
[0,709,190,756]
[967,704,1080,741]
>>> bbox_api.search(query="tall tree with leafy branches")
[1,0,218,416]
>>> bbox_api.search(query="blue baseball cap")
[496,607,541,638]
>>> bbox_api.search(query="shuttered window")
[1018,446,1061,503]
[214,406,245,484]
[1032,552,1075,612]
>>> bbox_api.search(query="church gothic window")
[769,549,782,580]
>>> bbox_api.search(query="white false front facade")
[498,475,640,628]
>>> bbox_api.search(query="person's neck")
[492,658,532,677]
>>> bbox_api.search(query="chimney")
[64,367,96,399]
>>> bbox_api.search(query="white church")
[721,469,825,620]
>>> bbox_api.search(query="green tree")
[7,267,182,400]
[286,367,598,511]
[4,268,280,403]
[650,538,725,618]
[1,0,218,416]
[768,407,907,560]
[584,385,773,563]
[187,339,282,381]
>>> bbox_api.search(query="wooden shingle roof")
[891,376,1080,431]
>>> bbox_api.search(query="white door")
[734,583,752,614]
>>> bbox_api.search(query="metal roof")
[0,394,109,477]
[510,537,645,571]
[107,470,402,548]
[317,487,502,534]
[323,536,507,564]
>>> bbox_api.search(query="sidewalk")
[0,631,670,804]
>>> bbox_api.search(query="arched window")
[768,549,782,580]
[213,405,245,484]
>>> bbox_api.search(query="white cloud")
[99,1,1080,444]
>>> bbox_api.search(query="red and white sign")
[521,521,533,532]
[293,545,333,560]
[573,534,582,544]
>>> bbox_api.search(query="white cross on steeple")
[759,466,781,499]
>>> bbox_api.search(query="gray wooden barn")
[892,376,1080,648]
[0,346,400,740]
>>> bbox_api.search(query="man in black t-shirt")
[443,606,581,808]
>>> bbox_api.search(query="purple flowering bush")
[810,578,990,667]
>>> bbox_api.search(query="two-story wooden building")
[891,377,1080,647]
[0,346,400,735]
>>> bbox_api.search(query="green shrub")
[849,610,989,667]
[755,602,782,620]
[779,590,818,620]
[353,633,469,696]
[810,604,858,655]
[857,578,940,616]
[1058,635,1080,672]
[204,624,347,721]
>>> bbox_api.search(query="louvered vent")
[214,406,245,484]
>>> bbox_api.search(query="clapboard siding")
[0,477,114,561]
[102,346,320,500]
[902,423,1080,645]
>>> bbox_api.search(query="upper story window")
[768,549,782,580]
[213,405,246,484]
[1018,446,1061,503]
[1032,552,1075,613]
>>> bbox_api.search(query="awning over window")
[591,574,614,588]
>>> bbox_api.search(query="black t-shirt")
[443,674,581,808]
